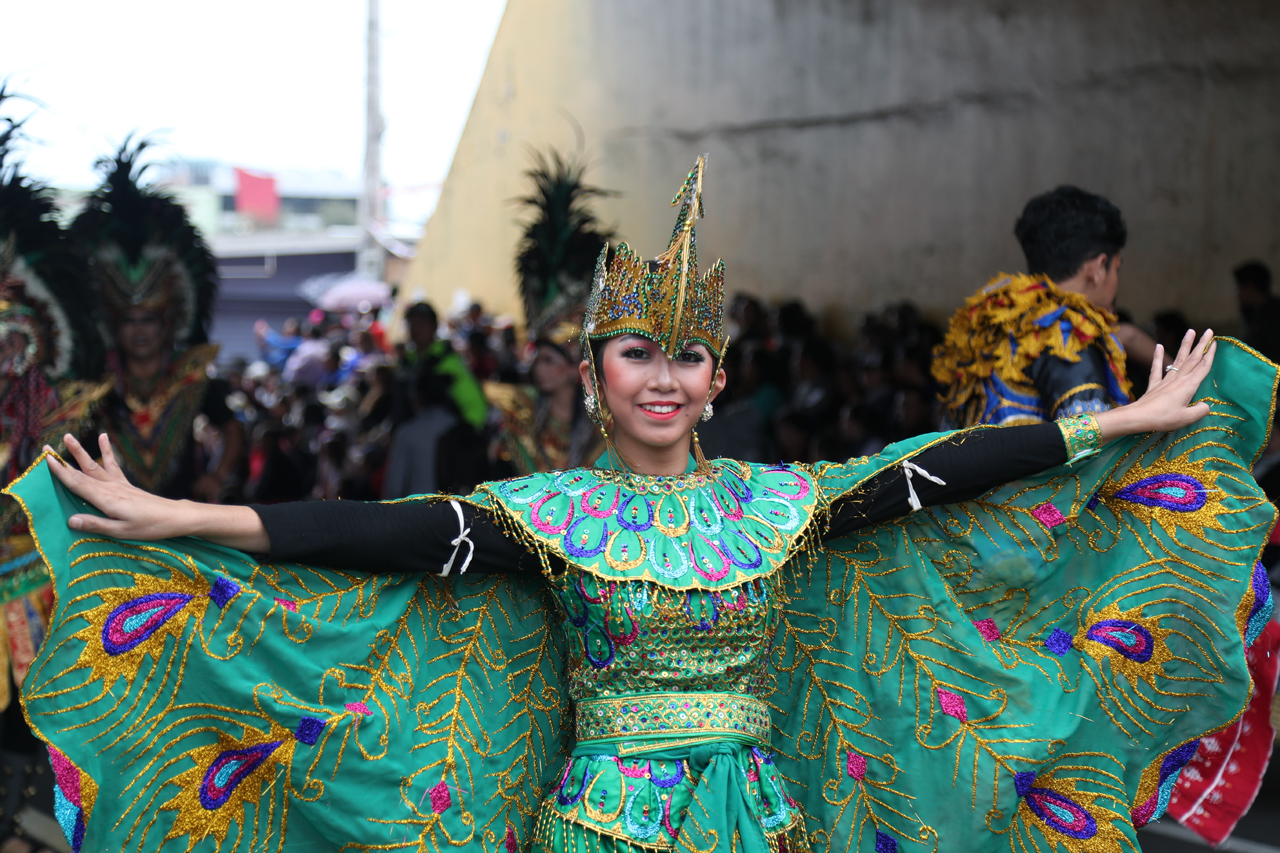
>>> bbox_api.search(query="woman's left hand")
[1095,328,1216,443]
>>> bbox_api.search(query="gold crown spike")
[583,155,726,359]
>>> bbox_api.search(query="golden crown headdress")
[582,155,726,359]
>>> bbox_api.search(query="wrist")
[174,500,208,538]
[1093,405,1143,444]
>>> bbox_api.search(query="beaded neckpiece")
[587,458,752,495]
[479,458,819,590]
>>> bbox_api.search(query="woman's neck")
[608,430,692,476]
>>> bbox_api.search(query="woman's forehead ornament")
[582,155,727,360]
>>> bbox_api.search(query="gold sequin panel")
[575,692,771,748]
[551,570,780,703]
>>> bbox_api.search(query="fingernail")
[69,517,82,530]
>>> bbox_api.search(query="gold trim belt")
[576,692,771,747]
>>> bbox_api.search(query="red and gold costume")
[71,144,226,498]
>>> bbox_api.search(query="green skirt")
[534,738,804,853]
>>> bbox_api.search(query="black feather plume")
[514,149,615,335]
[0,84,105,378]
[71,136,218,347]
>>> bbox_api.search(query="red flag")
[234,167,280,226]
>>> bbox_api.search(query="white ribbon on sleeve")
[441,499,475,576]
[902,459,947,512]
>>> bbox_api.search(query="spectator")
[283,325,330,388]
[349,328,385,373]
[358,364,396,433]
[466,330,499,382]
[398,302,488,429]
[255,317,302,370]
[1235,260,1280,363]
[244,424,308,503]
[382,370,459,499]
[1153,310,1192,354]
[728,294,769,343]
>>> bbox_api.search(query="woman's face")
[531,343,578,395]
[581,334,726,452]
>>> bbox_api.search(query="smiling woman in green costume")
[7,157,1277,853]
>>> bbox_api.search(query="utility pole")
[358,0,385,281]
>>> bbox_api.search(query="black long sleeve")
[253,499,536,575]
[824,422,1068,538]
[256,423,1068,574]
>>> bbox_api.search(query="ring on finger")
[1165,365,1179,372]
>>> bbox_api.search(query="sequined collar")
[481,459,819,590]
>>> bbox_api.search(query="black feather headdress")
[0,85,104,379]
[71,138,217,348]
[513,149,614,348]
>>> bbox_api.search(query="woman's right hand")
[45,433,199,540]
[45,434,270,552]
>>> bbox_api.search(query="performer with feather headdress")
[0,90,110,853]
[487,151,613,476]
[70,141,243,502]
[7,157,1277,853]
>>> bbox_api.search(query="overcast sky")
[3,0,507,229]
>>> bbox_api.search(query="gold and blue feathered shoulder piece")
[475,459,819,589]
[931,272,1132,426]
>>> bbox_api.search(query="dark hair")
[1014,186,1127,282]
[1233,260,1272,293]
[405,302,438,324]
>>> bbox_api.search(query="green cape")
[7,340,1275,853]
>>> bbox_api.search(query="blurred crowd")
[207,295,939,506]
[201,258,1280,508]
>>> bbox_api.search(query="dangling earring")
[700,403,714,422]
[585,394,599,421]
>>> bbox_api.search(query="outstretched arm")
[254,499,534,574]
[827,328,1217,536]
[826,423,1067,535]
[44,433,532,575]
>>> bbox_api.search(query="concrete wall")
[401,0,1280,336]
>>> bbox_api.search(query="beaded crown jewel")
[582,155,726,360]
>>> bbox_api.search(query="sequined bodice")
[550,571,781,702]
[480,459,818,746]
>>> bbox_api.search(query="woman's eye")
[622,347,650,359]
[677,351,706,363]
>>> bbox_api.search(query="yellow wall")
[400,0,1280,338]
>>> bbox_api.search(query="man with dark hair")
[1014,185,1128,290]
[1234,260,1280,363]
[932,185,1133,427]
[395,302,487,430]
